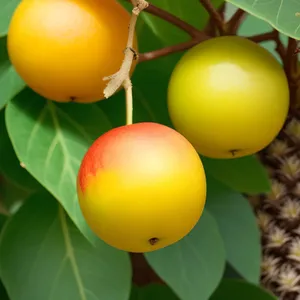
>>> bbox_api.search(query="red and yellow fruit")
[168,36,289,159]
[77,122,206,253]
[7,0,137,103]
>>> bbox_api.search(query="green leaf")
[210,279,276,300]
[5,88,113,244]
[201,155,271,194]
[0,192,132,300]
[0,280,9,300]
[226,0,300,39]
[0,0,20,37]
[205,175,261,284]
[0,109,40,191]
[0,37,25,109]
[130,284,179,300]
[145,209,226,300]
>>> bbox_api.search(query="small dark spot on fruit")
[229,149,241,156]
[149,237,159,245]
[69,96,77,102]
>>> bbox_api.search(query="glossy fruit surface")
[168,36,289,159]
[7,0,137,103]
[77,122,206,253]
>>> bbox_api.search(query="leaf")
[5,88,113,244]
[0,0,20,37]
[0,192,132,300]
[210,279,276,300]
[145,209,226,300]
[0,109,40,191]
[0,280,9,300]
[0,37,25,110]
[226,0,300,39]
[130,284,179,300]
[205,175,261,284]
[201,155,271,194]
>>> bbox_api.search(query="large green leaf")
[5,88,113,244]
[145,209,226,300]
[0,109,40,191]
[0,192,131,300]
[202,155,271,194]
[205,175,261,284]
[130,284,179,300]
[226,0,300,39]
[0,37,25,110]
[211,279,276,300]
[0,0,19,37]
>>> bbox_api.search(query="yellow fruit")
[7,0,137,103]
[77,122,206,253]
[167,36,289,159]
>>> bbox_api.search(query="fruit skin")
[7,0,137,103]
[77,122,206,253]
[167,36,289,159]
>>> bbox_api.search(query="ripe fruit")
[77,122,206,253]
[167,36,289,159]
[7,0,137,103]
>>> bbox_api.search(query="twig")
[226,8,246,34]
[204,3,226,36]
[124,78,133,125]
[199,0,225,34]
[284,38,298,79]
[126,0,202,38]
[246,31,277,43]
[284,38,299,110]
[103,0,148,101]
[139,39,202,62]
[247,30,286,62]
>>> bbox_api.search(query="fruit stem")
[103,0,148,99]
[124,78,133,125]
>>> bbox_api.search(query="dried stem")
[103,0,148,104]
[199,0,225,34]
[226,8,246,34]
[124,78,133,125]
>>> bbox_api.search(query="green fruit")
[167,36,290,159]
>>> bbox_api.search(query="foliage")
[0,0,298,299]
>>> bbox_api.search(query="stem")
[139,39,207,62]
[126,0,202,38]
[103,0,148,99]
[247,31,277,42]
[199,0,225,35]
[124,78,133,125]
[284,38,299,110]
[284,38,298,78]
[226,8,246,34]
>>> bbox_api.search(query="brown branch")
[246,30,286,62]
[284,38,298,79]
[199,0,225,34]
[226,8,246,34]
[126,0,202,38]
[246,31,277,43]
[204,3,226,37]
[284,38,299,111]
[139,39,202,62]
